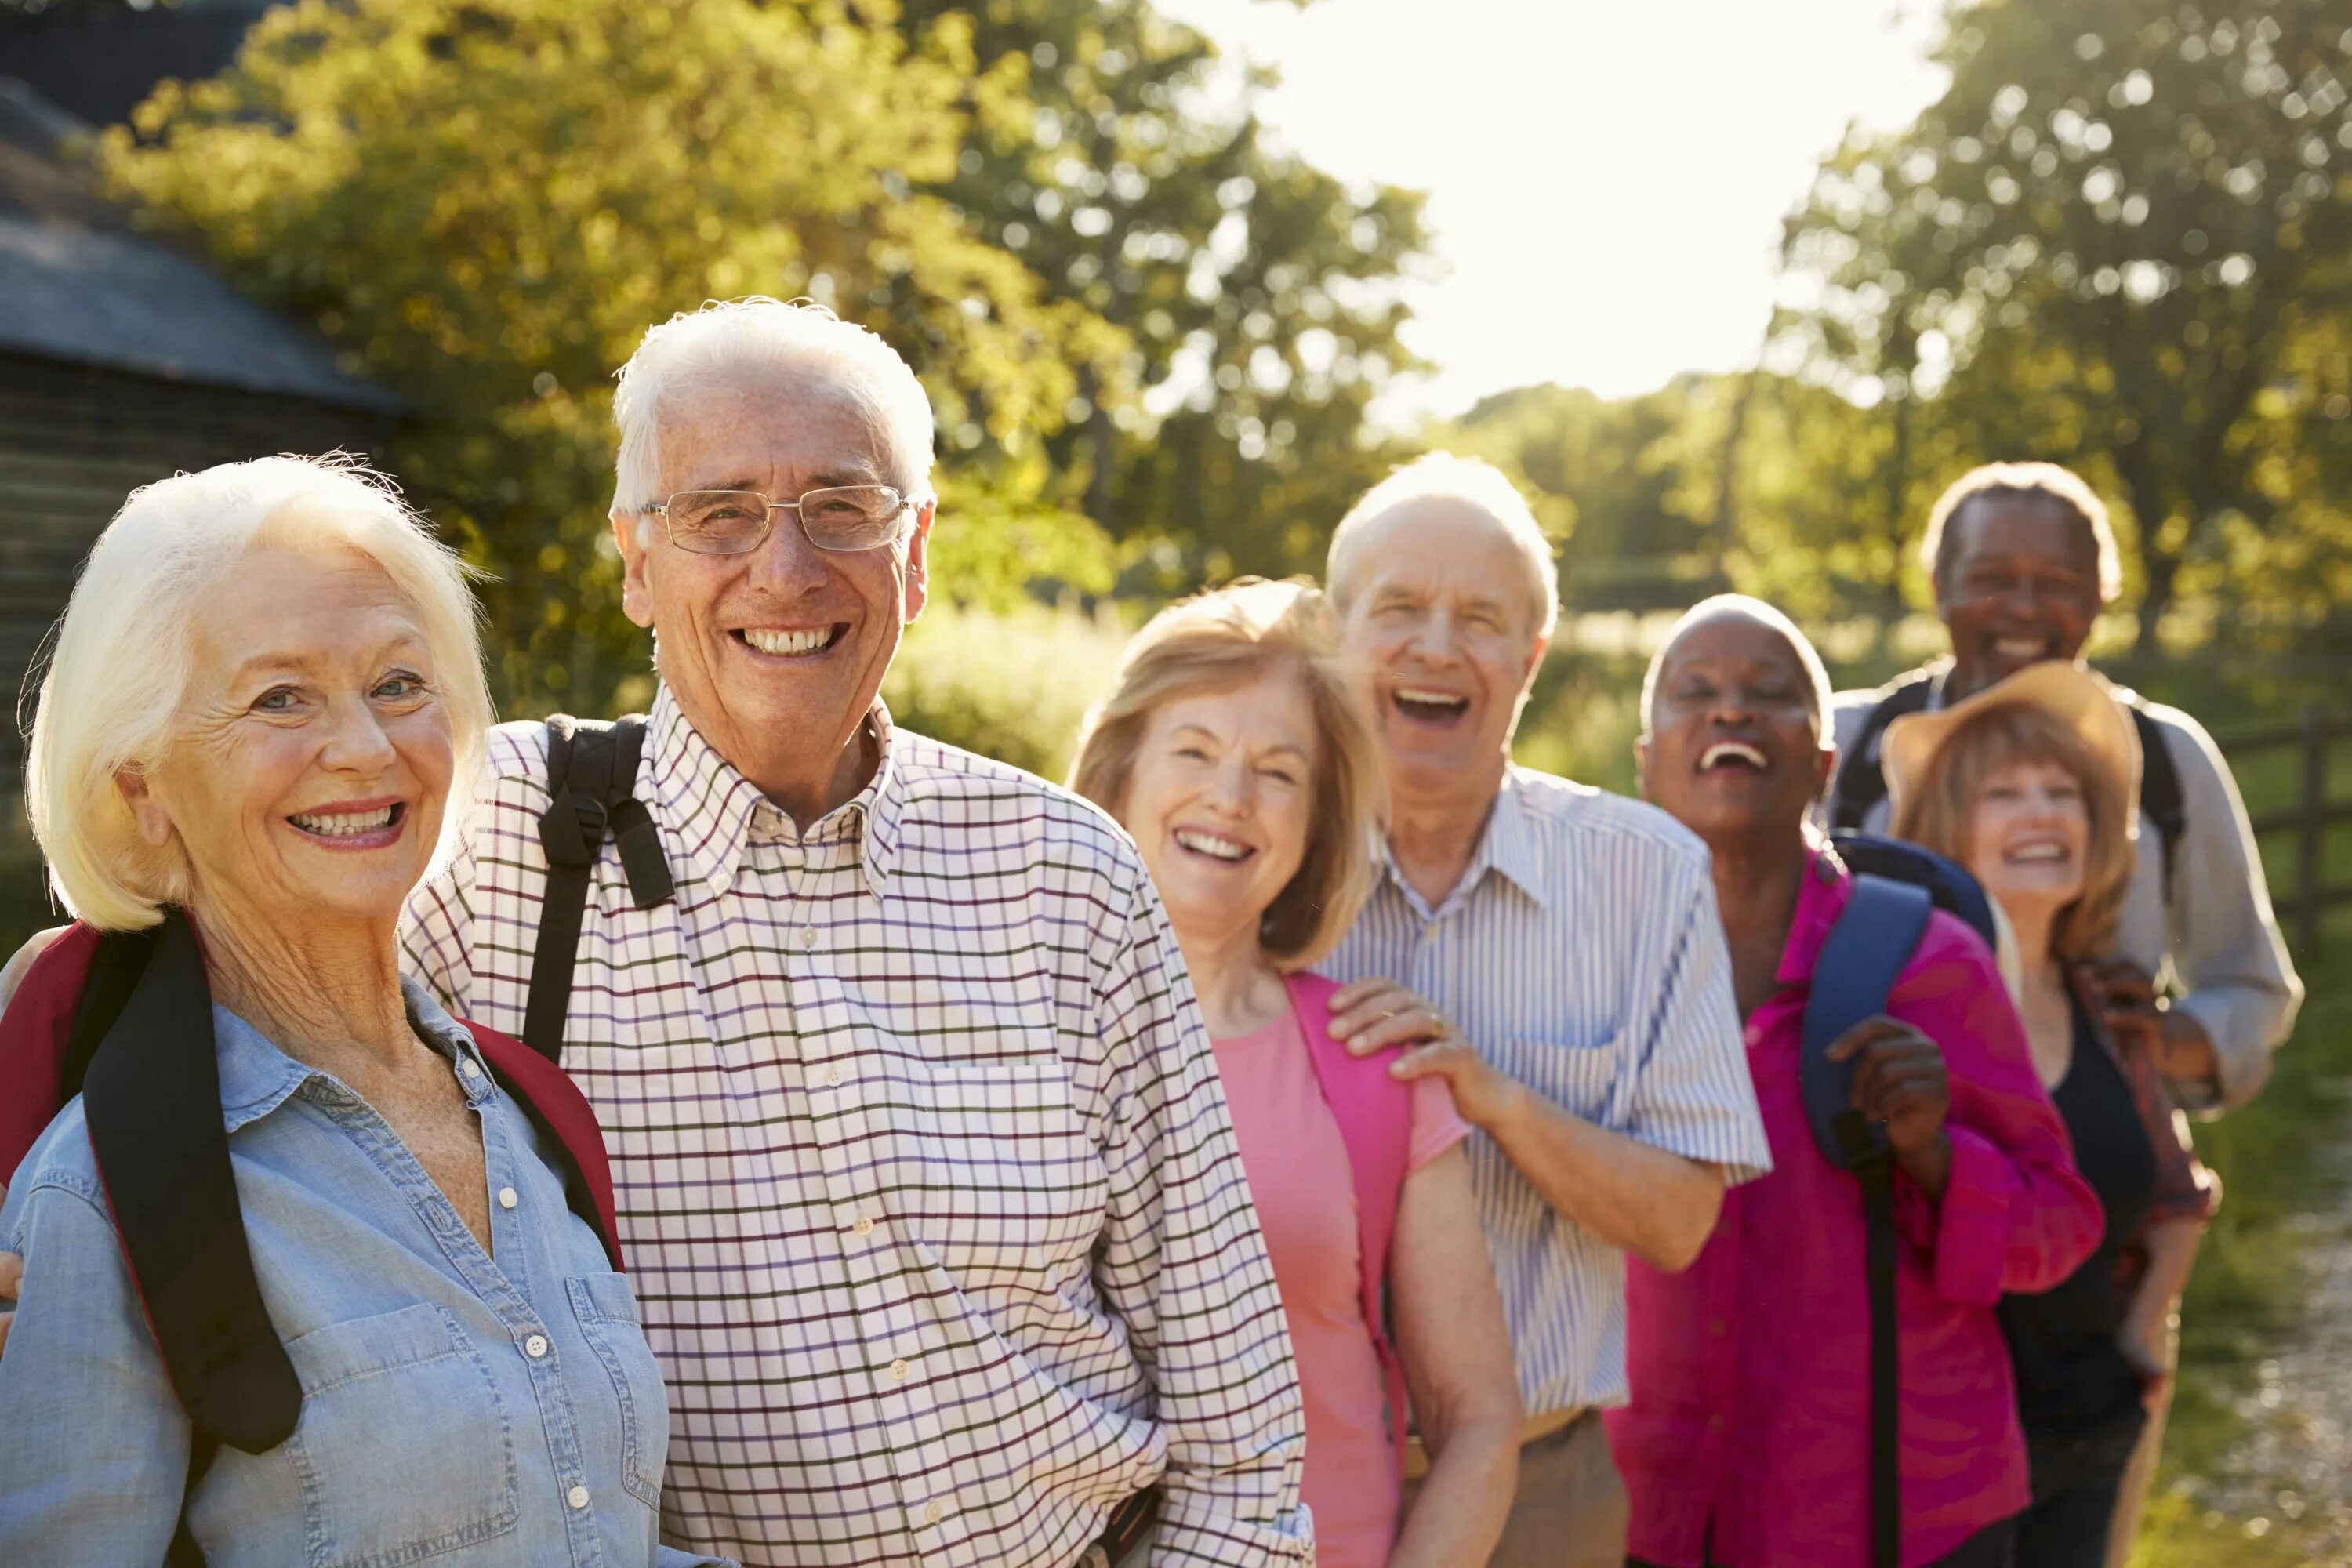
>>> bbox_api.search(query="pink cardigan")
[1284,971,1416,1469]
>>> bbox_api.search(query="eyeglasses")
[644,486,917,555]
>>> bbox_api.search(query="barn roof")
[0,76,401,416]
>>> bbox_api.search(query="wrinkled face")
[1937,494,2103,697]
[125,546,456,928]
[1336,500,1546,797]
[1965,757,2091,927]
[1117,671,1319,955]
[1638,612,1833,840]
[615,376,934,772]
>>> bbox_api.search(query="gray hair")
[1325,452,1561,641]
[25,455,493,931]
[611,297,937,530]
[1639,593,1835,742]
[1919,461,2123,604]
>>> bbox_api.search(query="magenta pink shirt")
[1608,853,2103,1568]
[1212,1006,1471,1568]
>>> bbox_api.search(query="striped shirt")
[401,686,1308,1568]
[1318,766,1772,1419]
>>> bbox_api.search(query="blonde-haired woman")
[1072,579,1520,1568]
[0,456,722,1566]
[1888,662,2216,1568]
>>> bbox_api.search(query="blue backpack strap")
[1801,874,1936,1168]
[1799,872,1934,1568]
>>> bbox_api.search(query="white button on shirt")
[524,1334,549,1359]
[568,1485,590,1510]
[401,688,1309,1567]
[498,1186,518,1210]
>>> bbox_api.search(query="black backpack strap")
[81,913,303,1461]
[524,715,675,1063]
[1828,669,1939,832]
[164,1433,221,1567]
[1801,874,1935,1568]
[2124,702,2187,902]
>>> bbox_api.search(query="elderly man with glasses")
[387,299,1312,1566]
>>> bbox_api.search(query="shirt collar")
[1378,766,1552,914]
[215,977,493,1134]
[646,682,906,902]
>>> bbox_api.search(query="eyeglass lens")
[666,488,907,554]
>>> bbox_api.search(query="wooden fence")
[2225,705,2352,955]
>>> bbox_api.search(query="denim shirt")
[0,980,728,1568]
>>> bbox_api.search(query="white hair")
[25,455,493,931]
[1639,593,1836,743]
[610,297,937,531]
[1325,452,1560,641]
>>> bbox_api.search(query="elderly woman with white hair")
[0,457,724,1566]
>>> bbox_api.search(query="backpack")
[1826,669,2187,898]
[524,715,677,1061]
[0,717,664,1563]
[0,912,623,1568]
[1802,832,1998,1568]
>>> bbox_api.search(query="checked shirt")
[401,686,1309,1568]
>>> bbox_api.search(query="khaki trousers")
[1486,1410,1628,1568]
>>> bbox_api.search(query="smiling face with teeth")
[1334,499,1548,809]
[1963,758,2092,924]
[1115,672,1320,963]
[1636,608,1835,844]
[1936,493,2104,701]
[116,546,456,934]
[615,376,935,822]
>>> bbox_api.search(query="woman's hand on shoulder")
[1328,978,1519,1131]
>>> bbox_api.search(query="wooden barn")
[0,74,403,824]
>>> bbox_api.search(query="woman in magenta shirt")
[1613,597,2102,1568]
[1071,579,1522,1568]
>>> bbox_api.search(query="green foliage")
[96,0,1128,716]
[1774,0,2352,653]
[896,0,1434,582]
[880,599,1131,780]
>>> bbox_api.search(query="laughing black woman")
[1613,594,2100,1568]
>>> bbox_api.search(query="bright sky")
[1155,0,1952,422]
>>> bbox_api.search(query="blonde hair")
[25,455,493,931]
[1326,452,1560,641]
[1070,579,1386,971]
[1893,702,2135,961]
[1920,461,2123,604]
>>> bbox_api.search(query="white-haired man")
[385,299,1311,1566]
[1308,455,1773,1568]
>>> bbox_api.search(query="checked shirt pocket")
[281,1301,518,1568]
[896,1057,1108,1289]
[567,1272,670,1509]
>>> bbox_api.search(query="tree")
[896,0,1435,580]
[1777,0,2352,652]
[98,0,1127,713]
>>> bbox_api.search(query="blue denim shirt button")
[524,1334,550,1359]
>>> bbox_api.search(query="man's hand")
[0,926,67,1014]
[2079,956,2217,1084]
[1329,978,1523,1131]
[1825,1017,1954,1199]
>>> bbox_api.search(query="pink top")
[1213,1004,1472,1568]
[1608,853,2104,1568]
